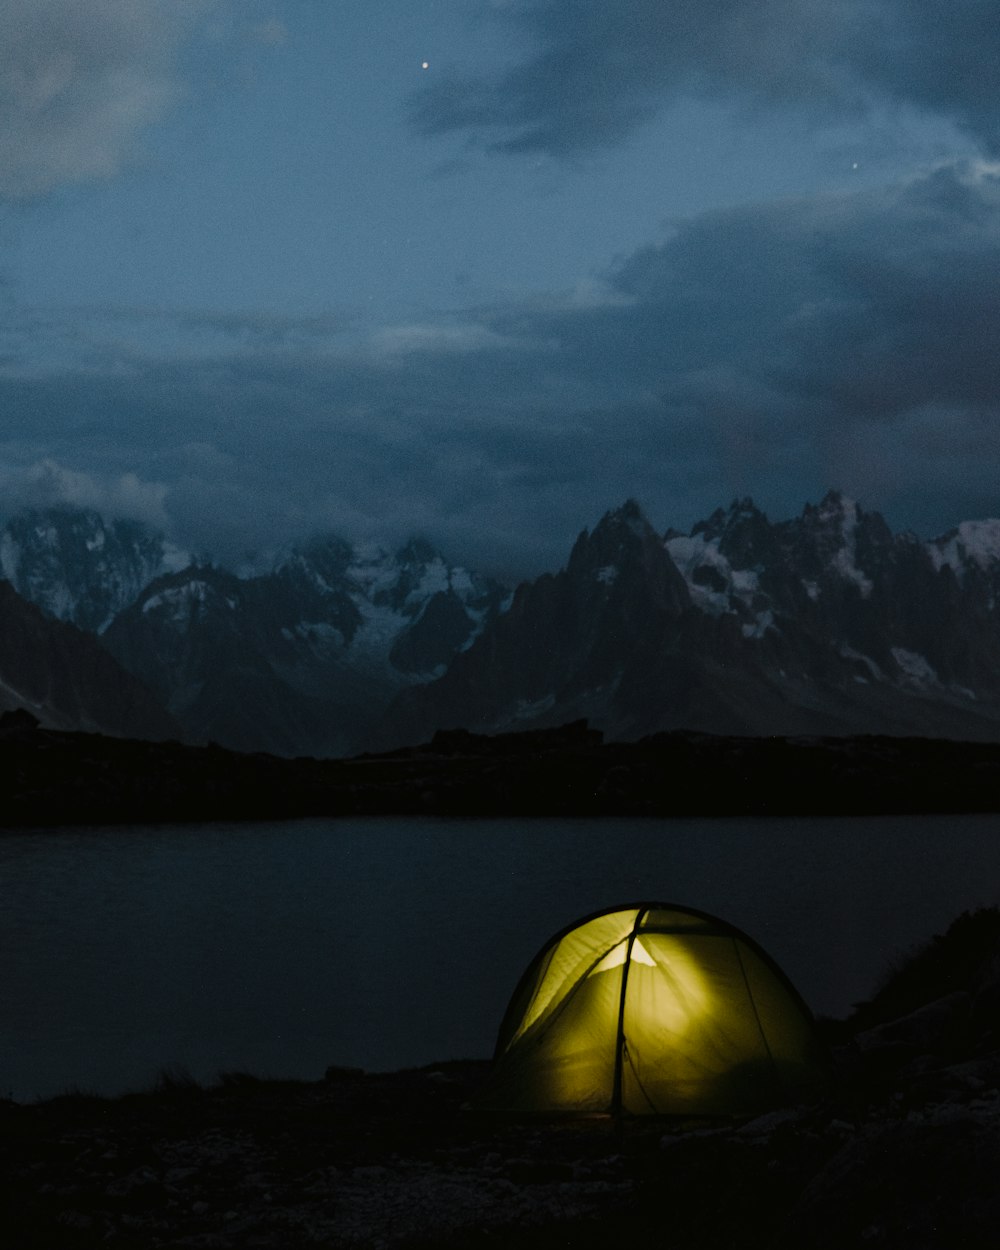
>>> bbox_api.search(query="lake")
[2,814,999,1102]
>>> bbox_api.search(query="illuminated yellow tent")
[480,903,829,1117]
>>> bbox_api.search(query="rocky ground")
[2,911,999,1249]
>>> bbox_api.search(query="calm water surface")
[2,814,999,1101]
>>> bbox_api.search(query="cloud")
[364,320,543,360]
[429,161,1000,445]
[0,458,171,528]
[411,1,1000,156]
[3,163,1000,572]
[0,0,218,199]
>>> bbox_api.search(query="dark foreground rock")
[3,911,999,1249]
[2,1047,998,1248]
[5,717,1000,826]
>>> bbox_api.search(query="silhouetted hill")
[0,581,178,740]
[5,719,1000,826]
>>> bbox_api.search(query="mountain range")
[0,506,506,754]
[2,492,1000,753]
[386,493,1000,746]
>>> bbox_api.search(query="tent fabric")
[480,903,829,1117]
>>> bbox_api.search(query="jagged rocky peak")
[565,499,691,616]
[269,535,362,641]
[316,532,506,625]
[797,489,860,546]
[692,496,764,540]
[798,490,890,546]
[376,536,455,615]
[278,533,355,587]
[378,537,509,674]
[569,499,660,571]
[779,490,892,595]
[688,497,777,570]
[665,497,775,620]
[124,563,245,630]
[811,487,854,521]
[0,504,189,633]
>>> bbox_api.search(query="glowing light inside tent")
[532,933,716,1109]
[592,935,655,973]
[628,935,712,1034]
[511,910,639,1043]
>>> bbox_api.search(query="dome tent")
[479,903,829,1117]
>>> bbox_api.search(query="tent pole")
[611,909,645,1126]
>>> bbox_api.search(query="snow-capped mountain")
[668,491,1000,705]
[7,494,1000,754]
[384,492,1000,746]
[100,535,506,757]
[0,506,189,633]
[0,504,506,754]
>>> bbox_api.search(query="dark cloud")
[411,1,1000,155]
[600,163,1000,421]
[860,1,1000,148]
[3,164,1000,572]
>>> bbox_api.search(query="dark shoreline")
[3,718,1000,827]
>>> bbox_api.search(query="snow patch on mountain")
[892,647,939,686]
[928,520,1000,578]
[345,547,456,615]
[824,496,874,598]
[0,673,47,718]
[326,544,500,672]
[141,579,236,625]
[832,544,873,596]
[346,543,405,602]
[406,557,450,603]
[665,532,764,623]
[350,599,417,667]
[840,645,884,681]
[742,609,775,639]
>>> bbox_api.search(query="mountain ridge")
[4,492,1000,754]
[381,490,1000,748]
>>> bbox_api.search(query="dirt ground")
[2,1037,999,1250]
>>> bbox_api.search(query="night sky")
[2,1,999,578]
